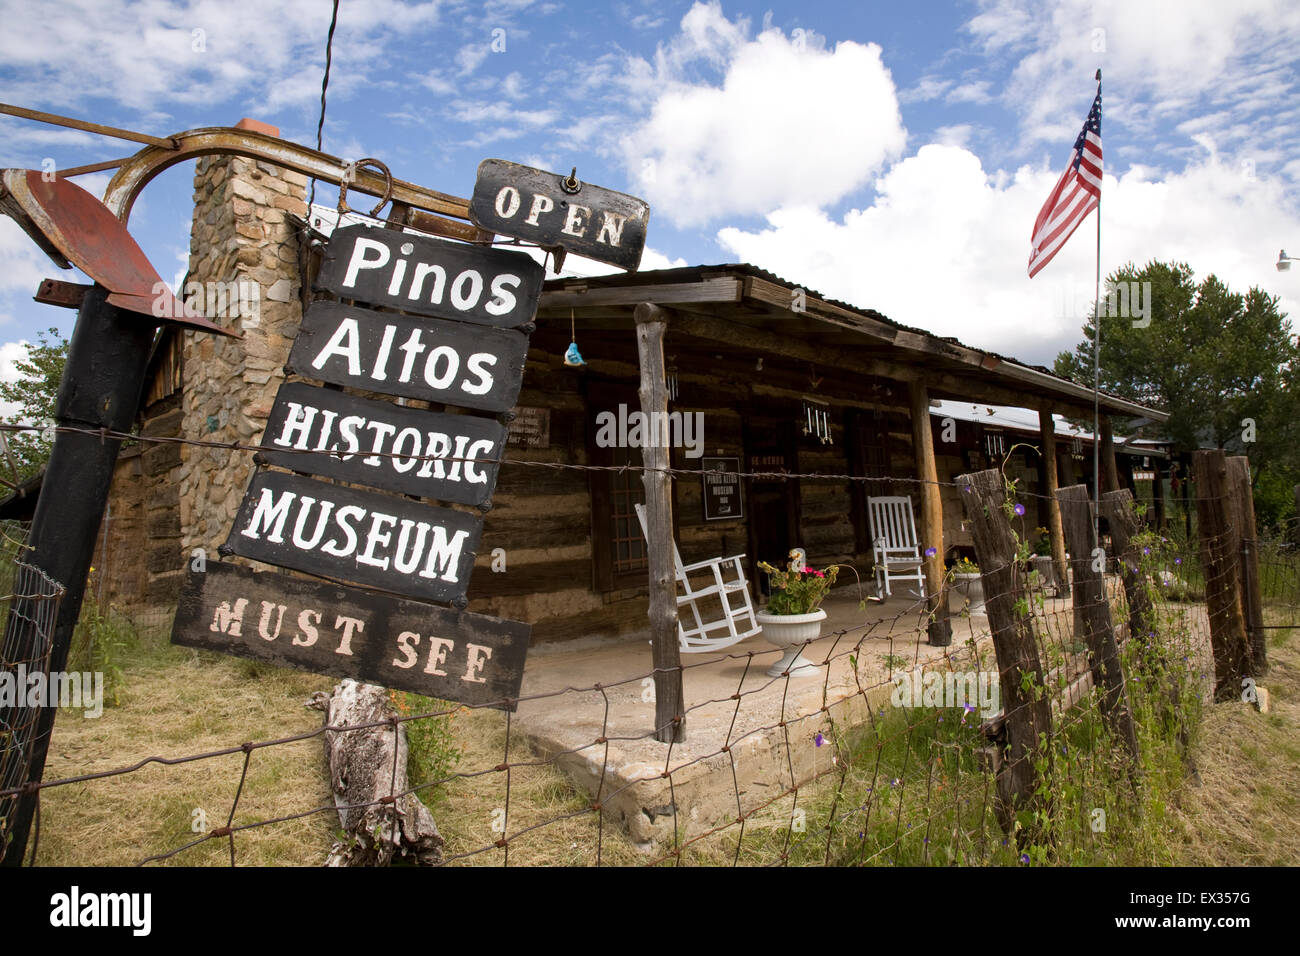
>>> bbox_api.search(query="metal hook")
[560,166,581,195]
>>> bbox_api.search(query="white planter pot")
[951,573,985,613]
[755,608,825,678]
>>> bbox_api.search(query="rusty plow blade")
[0,168,239,337]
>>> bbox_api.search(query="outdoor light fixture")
[1277,249,1298,272]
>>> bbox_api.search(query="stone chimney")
[177,122,308,558]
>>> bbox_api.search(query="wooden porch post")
[634,302,685,742]
[909,381,950,645]
[1100,416,1121,493]
[1039,408,1070,598]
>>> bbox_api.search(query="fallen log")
[309,679,444,866]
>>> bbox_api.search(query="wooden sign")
[261,382,506,506]
[469,159,649,271]
[505,406,550,448]
[171,563,529,707]
[223,470,482,604]
[701,457,743,521]
[287,300,530,413]
[314,224,544,329]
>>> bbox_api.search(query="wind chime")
[802,398,832,445]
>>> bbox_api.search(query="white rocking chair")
[633,503,761,653]
[867,495,927,599]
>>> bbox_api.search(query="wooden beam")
[542,278,741,310]
[1039,409,1071,598]
[910,381,950,645]
[634,302,686,743]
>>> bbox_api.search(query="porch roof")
[537,262,1169,425]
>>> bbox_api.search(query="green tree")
[0,327,68,481]
[1054,261,1300,528]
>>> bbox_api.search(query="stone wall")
[176,153,307,561]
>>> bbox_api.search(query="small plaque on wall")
[702,457,743,521]
[507,406,550,448]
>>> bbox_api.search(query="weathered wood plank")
[1193,449,1250,699]
[1228,456,1268,677]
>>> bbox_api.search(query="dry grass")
[1165,614,1300,866]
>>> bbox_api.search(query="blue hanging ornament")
[564,309,585,366]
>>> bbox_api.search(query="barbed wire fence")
[0,422,1288,866]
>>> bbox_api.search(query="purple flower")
[1014,503,1026,516]
[1175,557,1182,565]
[1020,853,1030,865]
[814,733,824,747]
[925,547,937,558]
[1142,546,1151,555]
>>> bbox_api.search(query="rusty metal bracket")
[101,126,473,227]
[34,278,92,309]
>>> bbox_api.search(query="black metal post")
[2,284,156,865]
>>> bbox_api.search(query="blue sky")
[1,0,1298,393]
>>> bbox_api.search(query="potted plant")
[949,556,984,613]
[755,551,839,677]
[1029,527,1058,592]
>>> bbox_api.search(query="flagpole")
[1092,68,1102,544]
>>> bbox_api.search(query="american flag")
[1027,83,1102,278]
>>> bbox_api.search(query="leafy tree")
[0,327,68,481]
[1054,261,1300,528]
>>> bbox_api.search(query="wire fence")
[0,423,1287,867]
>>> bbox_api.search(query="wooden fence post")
[1193,449,1250,700]
[1228,456,1267,677]
[1059,485,1139,762]
[1101,489,1155,645]
[1039,408,1071,600]
[956,469,1053,833]
[634,303,685,743]
[910,381,951,646]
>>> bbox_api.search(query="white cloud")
[716,144,1300,367]
[620,2,907,227]
[0,340,32,418]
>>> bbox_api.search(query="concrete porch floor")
[511,586,1016,848]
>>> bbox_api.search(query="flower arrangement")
[757,550,840,615]
[951,556,980,576]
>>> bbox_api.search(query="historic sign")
[505,406,550,448]
[287,300,530,413]
[261,382,506,506]
[171,563,528,707]
[469,159,649,271]
[223,470,483,604]
[314,224,544,329]
[701,457,743,521]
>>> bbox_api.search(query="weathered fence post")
[1228,456,1267,678]
[1101,489,1155,645]
[1058,485,1140,763]
[910,381,951,645]
[1039,408,1071,600]
[956,469,1053,833]
[634,303,685,743]
[1193,449,1250,700]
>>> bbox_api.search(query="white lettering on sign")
[238,487,470,583]
[310,316,501,396]
[489,189,631,248]
[338,238,523,316]
[273,402,496,484]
